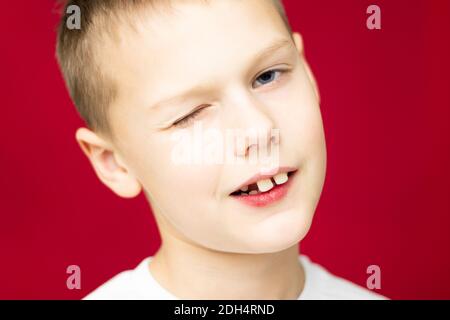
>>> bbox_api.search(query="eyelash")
[173,106,206,128]
[172,68,288,128]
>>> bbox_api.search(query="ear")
[75,127,142,198]
[292,32,321,104]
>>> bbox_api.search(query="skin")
[76,0,327,299]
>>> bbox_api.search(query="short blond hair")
[56,0,291,137]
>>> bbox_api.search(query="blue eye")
[253,69,284,88]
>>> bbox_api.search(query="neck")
[148,232,304,300]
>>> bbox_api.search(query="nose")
[223,89,280,159]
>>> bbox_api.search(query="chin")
[236,208,314,254]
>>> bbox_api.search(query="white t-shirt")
[83,255,386,300]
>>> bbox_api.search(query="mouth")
[229,169,298,207]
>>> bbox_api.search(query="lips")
[230,171,293,196]
[229,168,298,207]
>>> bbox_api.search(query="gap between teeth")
[239,172,289,195]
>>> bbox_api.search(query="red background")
[0,0,449,299]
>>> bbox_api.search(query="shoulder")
[299,255,388,300]
[83,257,157,300]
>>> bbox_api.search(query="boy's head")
[57,0,327,254]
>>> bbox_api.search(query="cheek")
[140,154,220,217]
[144,165,228,250]
[142,159,219,205]
[276,80,325,151]
[138,161,224,240]
[117,119,222,207]
[274,72,327,189]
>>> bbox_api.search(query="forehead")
[103,0,292,107]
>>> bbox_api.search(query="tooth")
[240,192,248,196]
[249,190,258,195]
[256,179,274,192]
[273,172,288,185]
[240,186,248,192]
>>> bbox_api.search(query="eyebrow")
[147,38,294,112]
[252,38,293,66]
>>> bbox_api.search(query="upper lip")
[229,166,298,195]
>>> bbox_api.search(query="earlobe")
[75,127,142,198]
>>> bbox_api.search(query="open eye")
[253,69,286,89]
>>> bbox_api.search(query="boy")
[56,0,386,299]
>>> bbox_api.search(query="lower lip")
[230,172,296,208]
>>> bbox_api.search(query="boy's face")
[82,0,326,253]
